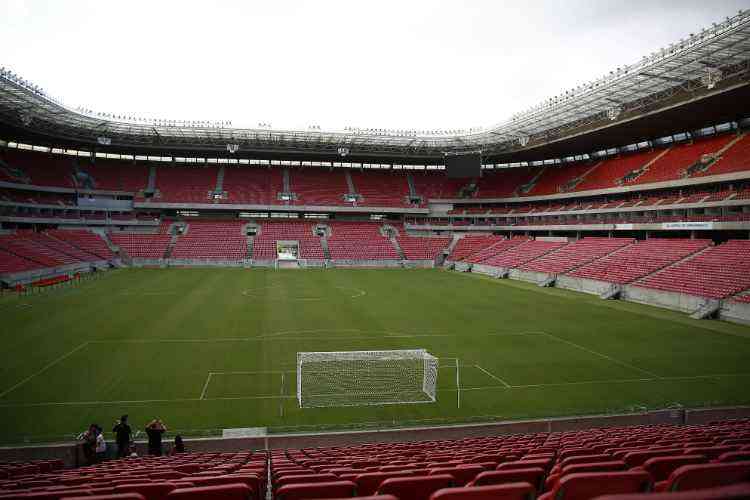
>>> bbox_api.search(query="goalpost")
[297,349,439,408]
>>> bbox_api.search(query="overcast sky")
[2,0,748,131]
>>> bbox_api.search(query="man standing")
[112,415,132,458]
[145,419,167,456]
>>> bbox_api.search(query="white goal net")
[297,349,439,408]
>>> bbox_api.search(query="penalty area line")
[474,364,511,388]
[0,342,90,399]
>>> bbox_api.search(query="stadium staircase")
[344,170,357,200]
[246,235,255,259]
[406,172,419,201]
[690,298,722,319]
[146,166,157,193]
[389,236,406,260]
[99,231,125,262]
[515,167,547,195]
[163,232,180,259]
[600,283,623,299]
[619,147,672,184]
[282,168,291,197]
[320,236,331,260]
[213,166,226,202]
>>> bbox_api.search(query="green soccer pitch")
[1,268,750,445]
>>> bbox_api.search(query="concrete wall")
[623,285,707,314]
[509,269,548,284]
[719,300,750,325]
[3,406,747,467]
[556,275,614,296]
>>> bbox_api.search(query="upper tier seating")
[76,161,150,192]
[1,150,74,187]
[637,135,735,184]
[702,133,750,177]
[412,174,475,201]
[351,171,412,207]
[575,150,663,191]
[171,221,248,261]
[637,239,750,299]
[290,168,349,206]
[447,235,506,262]
[327,222,400,260]
[221,167,282,205]
[568,238,711,284]
[477,168,539,198]
[523,163,595,196]
[480,239,568,268]
[520,238,634,274]
[252,221,324,259]
[153,167,217,203]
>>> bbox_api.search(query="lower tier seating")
[637,240,750,299]
[396,234,451,260]
[520,237,635,275]
[327,222,400,260]
[568,238,711,285]
[447,235,506,262]
[2,421,750,499]
[480,239,568,268]
[171,221,248,261]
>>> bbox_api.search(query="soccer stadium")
[2,2,750,498]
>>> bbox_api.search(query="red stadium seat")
[275,480,357,500]
[537,471,651,500]
[593,481,750,499]
[376,475,455,500]
[429,482,536,500]
[468,468,545,490]
[166,484,252,500]
[661,461,750,492]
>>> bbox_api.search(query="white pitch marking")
[540,331,661,379]
[475,364,512,388]
[0,342,90,399]
[199,373,213,400]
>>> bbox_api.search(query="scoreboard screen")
[446,153,481,178]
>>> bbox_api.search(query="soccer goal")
[297,349,439,408]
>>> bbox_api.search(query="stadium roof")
[1,10,749,162]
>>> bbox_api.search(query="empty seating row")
[171,221,248,261]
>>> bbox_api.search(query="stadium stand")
[395,231,451,260]
[221,166,282,205]
[350,171,412,207]
[171,221,248,261]
[327,222,400,260]
[574,150,664,191]
[290,168,350,206]
[46,230,114,260]
[479,239,568,268]
[567,239,712,284]
[519,237,635,274]
[464,237,529,264]
[704,133,750,176]
[447,235,505,262]
[110,223,172,260]
[152,167,217,203]
[637,239,750,298]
